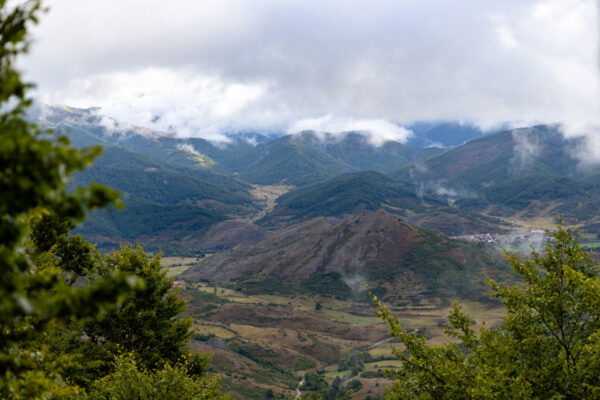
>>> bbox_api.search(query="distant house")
[173,281,185,287]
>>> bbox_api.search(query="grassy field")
[194,323,237,339]
[182,281,506,399]
[161,256,200,277]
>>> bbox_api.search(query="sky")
[20,0,600,143]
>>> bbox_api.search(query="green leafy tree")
[30,223,216,393]
[31,213,99,283]
[85,245,194,369]
[374,224,600,399]
[86,352,227,400]
[0,2,225,398]
[0,1,136,397]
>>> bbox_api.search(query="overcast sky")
[20,0,599,142]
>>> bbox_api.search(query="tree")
[86,352,226,400]
[31,213,99,284]
[0,3,224,398]
[84,245,194,369]
[374,224,600,399]
[0,1,135,396]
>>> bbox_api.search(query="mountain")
[34,104,445,184]
[75,196,226,254]
[259,170,509,235]
[239,137,355,186]
[391,125,582,187]
[390,125,600,232]
[259,171,434,226]
[71,146,261,254]
[180,210,509,305]
[282,131,444,172]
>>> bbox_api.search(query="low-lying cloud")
[510,128,542,172]
[288,115,412,146]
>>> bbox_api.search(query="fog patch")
[495,230,547,252]
[432,182,479,199]
[176,143,199,155]
[342,273,368,293]
[559,123,600,168]
[288,115,412,147]
[510,128,540,173]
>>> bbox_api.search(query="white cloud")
[288,115,412,146]
[19,0,600,145]
[176,143,199,155]
[41,67,269,141]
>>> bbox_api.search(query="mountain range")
[31,102,600,268]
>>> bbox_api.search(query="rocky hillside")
[180,210,509,305]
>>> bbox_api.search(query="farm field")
[179,281,505,399]
[161,256,201,277]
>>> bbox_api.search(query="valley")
[164,259,506,400]
[34,104,600,399]
[5,3,597,398]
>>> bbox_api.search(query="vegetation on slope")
[240,140,355,186]
[261,171,438,225]
[183,210,510,305]
[376,224,600,399]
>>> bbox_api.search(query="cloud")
[19,0,600,145]
[41,68,269,142]
[288,115,412,146]
[176,143,199,155]
[510,128,541,172]
[433,183,479,199]
[561,123,600,166]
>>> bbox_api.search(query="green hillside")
[240,140,355,186]
[76,196,225,254]
[70,146,258,254]
[90,146,253,194]
[261,171,435,225]
[458,175,600,221]
[390,125,580,188]
[289,131,444,172]
[387,125,600,234]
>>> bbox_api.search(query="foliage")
[77,195,225,253]
[0,4,225,397]
[86,352,227,400]
[31,213,99,283]
[85,245,193,370]
[32,229,220,396]
[301,372,366,400]
[375,224,600,399]
[240,141,353,186]
[302,372,328,391]
[0,1,138,396]
[264,171,431,224]
[337,350,370,376]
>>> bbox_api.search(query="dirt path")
[246,294,270,304]
[367,337,394,349]
[367,329,416,350]
[295,376,305,400]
